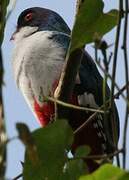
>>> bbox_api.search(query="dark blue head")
[17,7,71,35]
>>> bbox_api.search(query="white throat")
[13,26,39,43]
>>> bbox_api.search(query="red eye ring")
[25,12,33,21]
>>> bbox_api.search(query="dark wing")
[69,49,119,171]
[49,33,119,171]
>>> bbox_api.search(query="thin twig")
[72,148,123,160]
[101,42,112,153]
[47,96,105,113]
[110,0,123,155]
[85,149,123,160]
[114,82,129,99]
[95,60,129,105]
[123,108,129,169]
[74,110,99,135]
[122,0,129,170]
[110,0,123,102]
[13,173,23,180]
[74,82,129,135]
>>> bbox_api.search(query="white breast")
[12,27,66,114]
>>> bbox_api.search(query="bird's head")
[11,7,71,41]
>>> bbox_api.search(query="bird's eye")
[24,12,33,21]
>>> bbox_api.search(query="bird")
[11,7,119,172]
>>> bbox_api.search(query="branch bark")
[0,47,6,178]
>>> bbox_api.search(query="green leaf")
[23,120,74,180]
[62,159,87,180]
[70,0,119,52]
[75,145,91,158]
[79,164,129,180]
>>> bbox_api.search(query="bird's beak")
[10,28,19,41]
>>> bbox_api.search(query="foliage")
[79,164,129,180]
[17,121,129,180]
[16,120,86,180]
[70,0,119,52]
